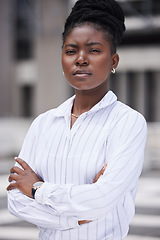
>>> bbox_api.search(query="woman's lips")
[73,70,92,78]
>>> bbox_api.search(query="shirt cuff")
[34,182,48,203]
[34,182,79,230]
[59,214,79,230]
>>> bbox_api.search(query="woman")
[7,0,147,239]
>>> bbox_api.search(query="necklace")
[71,113,79,118]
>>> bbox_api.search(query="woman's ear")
[111,53,119,70]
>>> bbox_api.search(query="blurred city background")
[0,0,160,239]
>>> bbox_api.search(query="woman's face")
[62,23,119,92]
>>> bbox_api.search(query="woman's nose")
[75,52,88,66]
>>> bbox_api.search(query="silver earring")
[111,68,116,74]
[63,72,64,75]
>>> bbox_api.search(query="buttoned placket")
[60,113,90,184]
[64,112,88,144]
[61,113,86,183]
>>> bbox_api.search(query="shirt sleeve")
[35,111,147,221]
[7,114,79,230]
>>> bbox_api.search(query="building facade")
[0,0,160,122]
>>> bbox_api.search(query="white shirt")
[8,91,147,240]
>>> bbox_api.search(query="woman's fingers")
[6,182,17,191]
[10,166,23,174]
[101,163,107,174]
[7,157,41,198]
[15,157,31,170]
[78,220,91,225]
[8,173,18,182]
[93,163,107,183]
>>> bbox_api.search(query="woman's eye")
[90,49,101,53]
[65,50,76,55]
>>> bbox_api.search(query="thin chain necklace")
[71,113,80,118]
[71,103,80,118]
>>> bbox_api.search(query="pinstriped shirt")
[8,91,147,240]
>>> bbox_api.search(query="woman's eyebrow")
[64,44,78,48]
[64,42,103,48]
[86,42,103,46]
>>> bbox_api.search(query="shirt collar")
[52,90,117,117]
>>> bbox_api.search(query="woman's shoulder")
[114,100,147,129]
[30,95,75,128]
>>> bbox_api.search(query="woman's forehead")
[64,23,110,45]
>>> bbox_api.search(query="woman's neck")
[72,88,108,116]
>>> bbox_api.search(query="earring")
[111,68,116,74]
[63,72,64,75]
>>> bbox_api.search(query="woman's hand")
[78,163,107,225]
[6,157,41,198]
[7,158,107,220]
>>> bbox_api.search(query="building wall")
[0,0,13,117]
[0,0,72,118]
[109,0,160,122]
[34,0,71,116]
[0,0,160,121]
